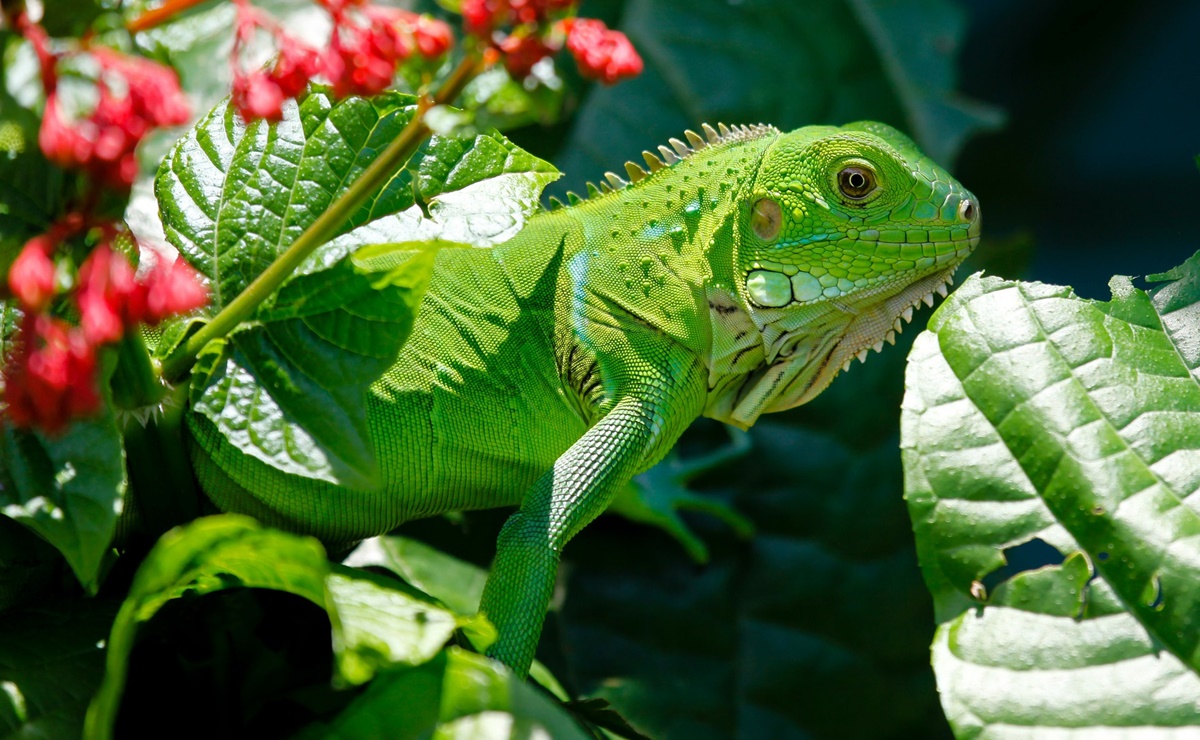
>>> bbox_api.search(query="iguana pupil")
[838,166,875,198]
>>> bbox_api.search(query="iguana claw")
[610,427,755,563]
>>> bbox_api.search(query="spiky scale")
[548,196,564,210]
[702,123,720,143]
[625,162,648,182]
[658,145,679,165]
[718,122,731,137]
[586,182,602,198]
[604,172,626,190]
[685,130,705,149]
[643,151,666,172]
[567,191,583,205]
[669,138,690,158]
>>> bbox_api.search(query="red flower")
[509,0,574,25]
[462,0,575,34]
[3,315,99,433]
[498,33,554,79]
[564,18,642,84]
[412,15,455,59]
[8,235,57,312]
[229,0,323,122]
[142,253,209,324]
[91,48,191,129]
[74,243,208,345]
[325,8,411,98]
[36,47,189,188]
[232,70,287,122]
[461,0,499,35]
[271,38,323,97]
[75,244,144,345]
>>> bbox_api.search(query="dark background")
[955,0,1199,297]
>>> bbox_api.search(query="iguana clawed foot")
[609,427,755,563]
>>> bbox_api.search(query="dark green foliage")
[0,598,116,737]
[0,394,126,591]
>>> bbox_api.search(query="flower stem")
[126,0,212,33]
[161,54,483,383]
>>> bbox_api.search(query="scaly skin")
[186,121,980,675]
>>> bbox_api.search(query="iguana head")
[718,121,980,426]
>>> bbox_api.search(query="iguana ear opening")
[750,197,782,241]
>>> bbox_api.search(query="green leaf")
[931,605,1200,737]
[85,516,329,740]
[158,89,557,485]
[296,648,591,740]
[0,598,117,738]
[157,89,557,303]
[551,0,1000,192]
[85,516,481,739]
[901,253,1200,734]
[343,535,488,617]
[326,566,468,687]
[40,0,108,38]
[189,245,438,487]
[0,410,126,592]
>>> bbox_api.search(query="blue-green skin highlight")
[187,121,980,674]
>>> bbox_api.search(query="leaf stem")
[161,54,483,382]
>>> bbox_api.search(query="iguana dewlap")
[186,121,980,674]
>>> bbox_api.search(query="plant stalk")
[110,330,165,410]
[161,54,483,382]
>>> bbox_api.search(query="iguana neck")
[489,130,780,426]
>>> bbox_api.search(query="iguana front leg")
[479,353,706,675]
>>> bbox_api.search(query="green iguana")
[185,120,980,675]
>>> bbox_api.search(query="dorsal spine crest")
[555,123,780,209]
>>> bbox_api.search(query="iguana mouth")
[722,235,978,426]
[829,261,963,376]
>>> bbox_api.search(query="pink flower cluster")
[230,0,453,121]
[4,220,208,432]
[21,20,190,189]
[463,0,642,83]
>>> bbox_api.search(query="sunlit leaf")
[902,252,1200,734]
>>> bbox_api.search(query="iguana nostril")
[959,199,977,223]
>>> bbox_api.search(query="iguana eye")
[838,167,876,199]
[750,198,782,241]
